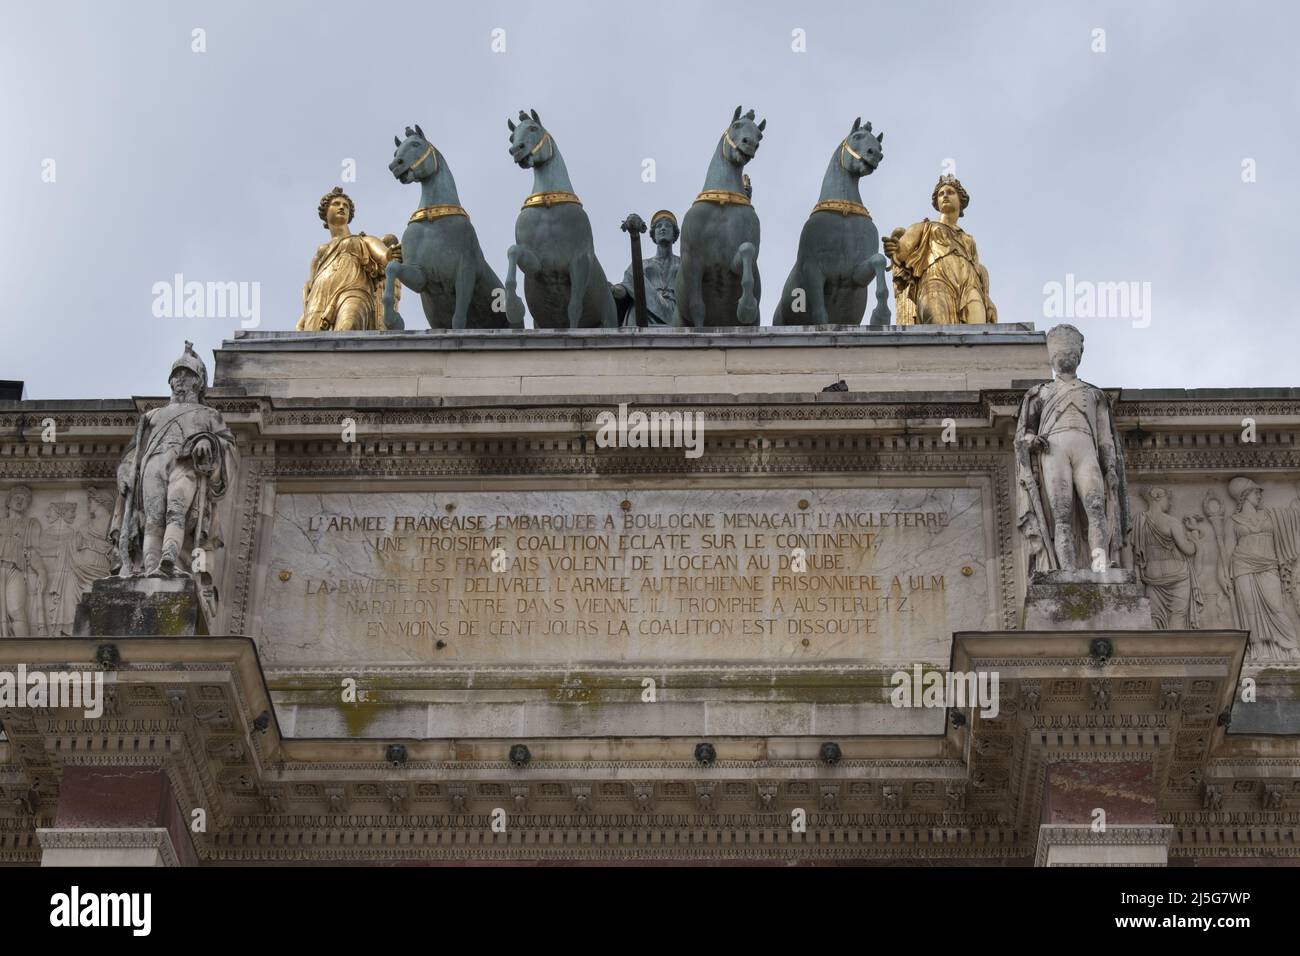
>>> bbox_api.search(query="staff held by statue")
[620,213,650,327]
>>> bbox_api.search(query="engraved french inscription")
[261,488,994,665]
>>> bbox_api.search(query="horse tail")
[866,252,890,327]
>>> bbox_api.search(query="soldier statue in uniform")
[113,343,237,578]
[1015,324,1131,573]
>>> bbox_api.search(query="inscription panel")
[260,488,994,666]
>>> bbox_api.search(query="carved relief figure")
[0,485,46,637]
[41,502,81,635]
[883,175,997,325]
[1220,477,1300,662]
[1014,324,1131,573]
[296,187,401,332]
[37,489,115,636]
[1186,492,1235,628]
[1289,480,1300,618]
[115,343,237,578]
[1134,486,1201,628]
[80,487,115,581]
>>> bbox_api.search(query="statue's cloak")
[130,402,237,546]
[618,255,680,327]
[298,232,392,331]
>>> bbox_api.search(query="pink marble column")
[38,767,198,867]
[1035,760,1172,866]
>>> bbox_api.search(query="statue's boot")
[142,529,165,577]
[158,529,184,577]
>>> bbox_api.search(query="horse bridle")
[722,127,750,161]
[839,138,870,172]
[527,128,554,162]
[409,141,439,175]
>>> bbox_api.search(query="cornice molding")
[37,826,180,867]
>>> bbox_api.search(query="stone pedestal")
[1023,569,1154,630]
[73,576,210,637]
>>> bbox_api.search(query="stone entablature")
[3,631,1290,865]
[213,325,1050,398]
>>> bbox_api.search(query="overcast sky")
[2,0,1295,399]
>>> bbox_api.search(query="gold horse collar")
[811,199,870,218]
[694,190,751,207]
[521,191,582,209]
[408,204,469,224]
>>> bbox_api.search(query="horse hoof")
[383,309,405,331]
[869,305,891,327]
[506,299,525,327]
[737,298,759,326]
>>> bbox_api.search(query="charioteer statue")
[112,343,237,578]
[613,210,681,326]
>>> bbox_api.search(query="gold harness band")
[811,199,870,218]
[521,191,582,209]
[694,190,751,207]
[408,204,468,224]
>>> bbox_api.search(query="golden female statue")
[883,175,997,325]
[296,187,401,332]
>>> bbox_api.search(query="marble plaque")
[259,488,995,666]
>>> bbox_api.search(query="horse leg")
[505,244,535,328]
[676,253,704,328]
[451,252,475,331]
[383,259,423,330]
[381,262,400,329]
[478,257,518,330]
[733,242,758,326]
[566,251,591,328]
[798,259,829,325]
[853,252,891,327]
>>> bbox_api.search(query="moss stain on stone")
[340,695,388,737]
[1053,584,1104,621]
[266,666,921,710]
